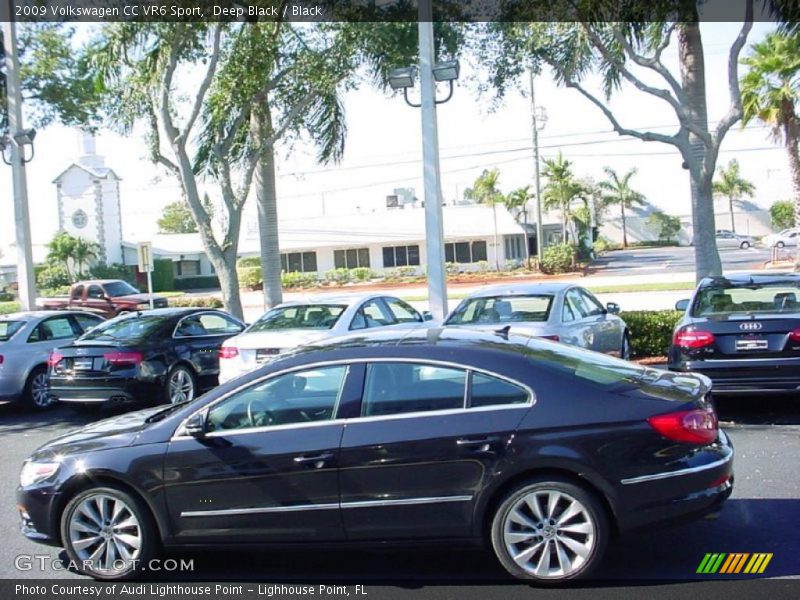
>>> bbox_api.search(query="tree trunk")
[252,106,283,308]
[782,100,800,267]
[729,196,736,233]
[679,22,722,281]
[621,202,627,248]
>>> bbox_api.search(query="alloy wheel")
[67,494,142,576]
[30,371,53,409]
[168,368,195,403]
[502,489,596,579]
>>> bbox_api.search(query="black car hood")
[30,406,166,460]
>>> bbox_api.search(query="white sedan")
[218,294,432,383]
[762,228,800,248]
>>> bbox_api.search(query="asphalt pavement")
[0,396,798,588]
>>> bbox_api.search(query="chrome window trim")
[180,495,472,518]
[620,451,733,485]
[172,358,535,441]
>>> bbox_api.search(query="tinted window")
[470,372,529,408]
[0,321,24,342]
[384,297,422,323]
[104,281,140,297]
[359,299,393,328]
[198,313,242,335]
[693,283,800,316]
[29,316,77,342]
[361,363,466,417]
[74,313,104,333]
[87,285,105,299]
[80,314,167,341]
[446,295,553,325]
[206,366,347,432]
[249,304,346,332]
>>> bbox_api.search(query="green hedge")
[173,275,220,290]
[282,272,318,288]
[620,310,682,359]
[540,244,575,274]
[151,259,175,292]
[168,296,223,308]
[0,301,20,315]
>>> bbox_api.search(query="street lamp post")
[529,69,547,267]
[387,2,459,322]
[2,19,37,311]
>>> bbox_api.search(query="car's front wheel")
[620,331,632,361]
[740,241,751,249]
[490,478,609,583]
[60,486,159,580]
[776,241,785,248]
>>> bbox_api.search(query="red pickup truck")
[38,279,168,318]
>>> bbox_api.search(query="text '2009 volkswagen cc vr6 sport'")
[18,328,732,583]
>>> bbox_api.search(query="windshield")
[0,321,24,342]
[446,295,553,325]
[692,283,800,317]
[248,304,346,332]
[80,314,167,341]
[104,281,140,297]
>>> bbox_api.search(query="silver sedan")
[0,311,104,409]
[444,283,630,358]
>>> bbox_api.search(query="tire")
[60,485,159,580]
[490,478,609,583]
[23,366,55,410]
[740,241,750,249]
[776,241,785,248]
[164,365,196,404]
[620,331,632,361]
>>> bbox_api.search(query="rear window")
[692,283,800,316]
[80,314,167,341]
[249,304,346,332]
[0,321,24,342]
[446,295,553,325]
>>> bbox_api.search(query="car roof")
[460,282,573,299]
[71,279,129,286]
[0,310,104,322]
[275,293,387,307]
[699,272,800,288]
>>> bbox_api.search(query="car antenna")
[494,325,511,339]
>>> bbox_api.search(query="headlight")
[19,461,60,487]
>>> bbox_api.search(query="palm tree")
[541,152,584,242]
[505,185,534,215]
[72,238,100,278]
[713,160,755,233]
[469,169,505,269]
[46,231,77,282]
[597,167,646,248]
[741,32,800,262]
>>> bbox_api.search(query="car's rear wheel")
[24,366,54,410]
[60,486,159,580]
[490,478,609,583]
[165,365,196,404]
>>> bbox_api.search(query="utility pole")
[529,69,545,267]
[418,0,448,320]
[2,19,36,310]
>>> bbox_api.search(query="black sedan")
[19,327,732,583]
[669,272,800,393]
[48,308,245,408]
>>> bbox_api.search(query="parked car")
[218,293,433,383]
[17,327,732,582]
[0,311,104,409]
[37,279,168,318]
[715,230,755,249]
[761,228,799,248]
[670,272,800,393]
[48,308,245,409]
[444,283,630,358]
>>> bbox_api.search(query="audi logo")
[739,322,763,331]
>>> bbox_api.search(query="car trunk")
[702,315,800,358]
[50,342,142,380]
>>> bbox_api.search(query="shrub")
[168,296,223,308]
[539,244,574,274]
[620,310,683,359]
[475,260,490,272]
[503,259,522,271]
[445,262,461,275]
[647,211,681,243]
[36,264,71,290]
[0,291,13,302]
[0,301,20,315]
[237,266,262,289]
[592,237,612,255]
[350,267,375,282]
[282,272,318,289]
[39,286,71,297]
[770,200,795,230]
[89,263,136,284]
[173,275,220,290]
[396,265,419,277]
[325,268,350,283]
[237,256,261,268]
[151,259,175,292]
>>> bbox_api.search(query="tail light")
[0,355,3,365]
[648,407,719,445]
[789,328,800,343]
[47,352,63,368]
[103,351,143,366]
[673,328,715,349]
[538,335,560,342]
[218,346,239,359]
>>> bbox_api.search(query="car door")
[560,289,599,352]
[83,284,112,316]
[576,288,621,354]
[26,315,83,372]
[172,312,244,379]
[163,364,350,543]
[338,360,532,540]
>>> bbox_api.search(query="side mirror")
[605,302,620,315]
[183,412,207,437]
[422,311,433,321]
[675,299,690,312]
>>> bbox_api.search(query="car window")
[446,295,553,325]
[384,297,422,323]
[361,362,467,417]
[174,315,208,337]
[562,291,582,322]
[470,372,530,408]
[70,285,84,300]
[104,281,140,297]
[198,313,243,335]
[577,289,606,316]
[87,285,105,299]
[693,283,800,316]
[80,314,167,341]
[352,299,395,330]
[249,304,346,332]
[28,316,78,343]
[73,313,104,333]
[206,366,347,432]
[0,321,24,342]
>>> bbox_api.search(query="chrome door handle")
[293,452,334,469]
[456,437,498,453]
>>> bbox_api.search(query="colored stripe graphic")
[697,553,727,574]
[720,553,749,574]
[744,553,773,574]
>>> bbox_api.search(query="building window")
[382,245,420,268]
[334,248,370,269]
[175,260,200,277]
[444,241,487,263]
[504,235,526,260]
[72,209,88,229]
[281,251,317,273]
